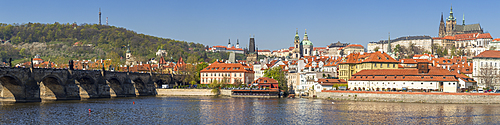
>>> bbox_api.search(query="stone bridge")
[0,67,186,102]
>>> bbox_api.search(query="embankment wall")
[317,90,500,104]
[156,89,232,96]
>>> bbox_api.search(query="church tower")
[292,29,302,58]
[125,43,134,65]
[445,5,456,36]
[246,35,258,64]
[438,13,446,37]
[236,39,240,48]
[227,39,231,48]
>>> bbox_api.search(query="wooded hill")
[0,22,241,65]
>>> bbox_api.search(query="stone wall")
[156,89,215,96]
[220,90,231,96]
[317,91,500,104]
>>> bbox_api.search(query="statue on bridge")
[69,60,74,70]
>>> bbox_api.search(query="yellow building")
[338,51,399,81]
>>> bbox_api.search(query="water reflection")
[1,97,500,124]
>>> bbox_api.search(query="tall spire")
[388,32,391,53]
[228,39,231,44]
[303,29,308,40]
[295,28,299,40]
[447,5,455,21]
[462,14,465,25]
[440,12,444,22]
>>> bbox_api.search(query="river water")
[1,96,500,124]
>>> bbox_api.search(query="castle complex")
[367,6,491,57]
[438,6,483,37]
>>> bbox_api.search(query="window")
[393,64,395,68]
[387,64,389,67]
[411,83,414,85]
[430,83,433,85]
[374,63,377,67]
[421,83,423,85]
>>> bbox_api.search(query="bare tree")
[479,65,500,88]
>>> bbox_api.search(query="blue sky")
[1,0,499,50]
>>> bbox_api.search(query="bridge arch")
[132,78,147,95]
[107,78,124,97]
[40,75,65,100]
[0,75,25,101]
[76,76,97,98]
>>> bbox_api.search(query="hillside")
[0,22,239,65]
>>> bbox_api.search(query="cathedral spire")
[388,32,391,53]
[447,5,455,21]
[440,12,444,22]
[462,14,465,25]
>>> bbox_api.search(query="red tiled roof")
[313,47,327,51]
[433,33,492,41]
[493,38,500,42]
[476,33,492,39]
[473,50,500,59]
[258,50,271,52]
[252,77,278,84]
[345,44,364,48]
[449,63,473,74]
[200,61,254,73]
[317,79,347,86]
[349,68,459,82]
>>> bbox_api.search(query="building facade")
[348,63,460,93]
[472,50,500,88]
[200,61,255,85]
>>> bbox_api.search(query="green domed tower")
[292,29,302,58]
[301,29,313,56]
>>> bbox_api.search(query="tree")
[339,49,345,57]
[490,46,497,50]
[478,65,500,88]
[209,80,221,95]
[373,47,380,52]
[393,44,400,53]
[263,67,289,95]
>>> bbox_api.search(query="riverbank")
[156,89,279,98]
[317,90,500,104]
[156,89,233,96]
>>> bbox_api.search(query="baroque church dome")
[301,40,313,46]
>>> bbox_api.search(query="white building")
[348,63,460,92]
[472,50,500,89]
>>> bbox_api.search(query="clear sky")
[1,0,499,50]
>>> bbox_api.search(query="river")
[1,96,499,124]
